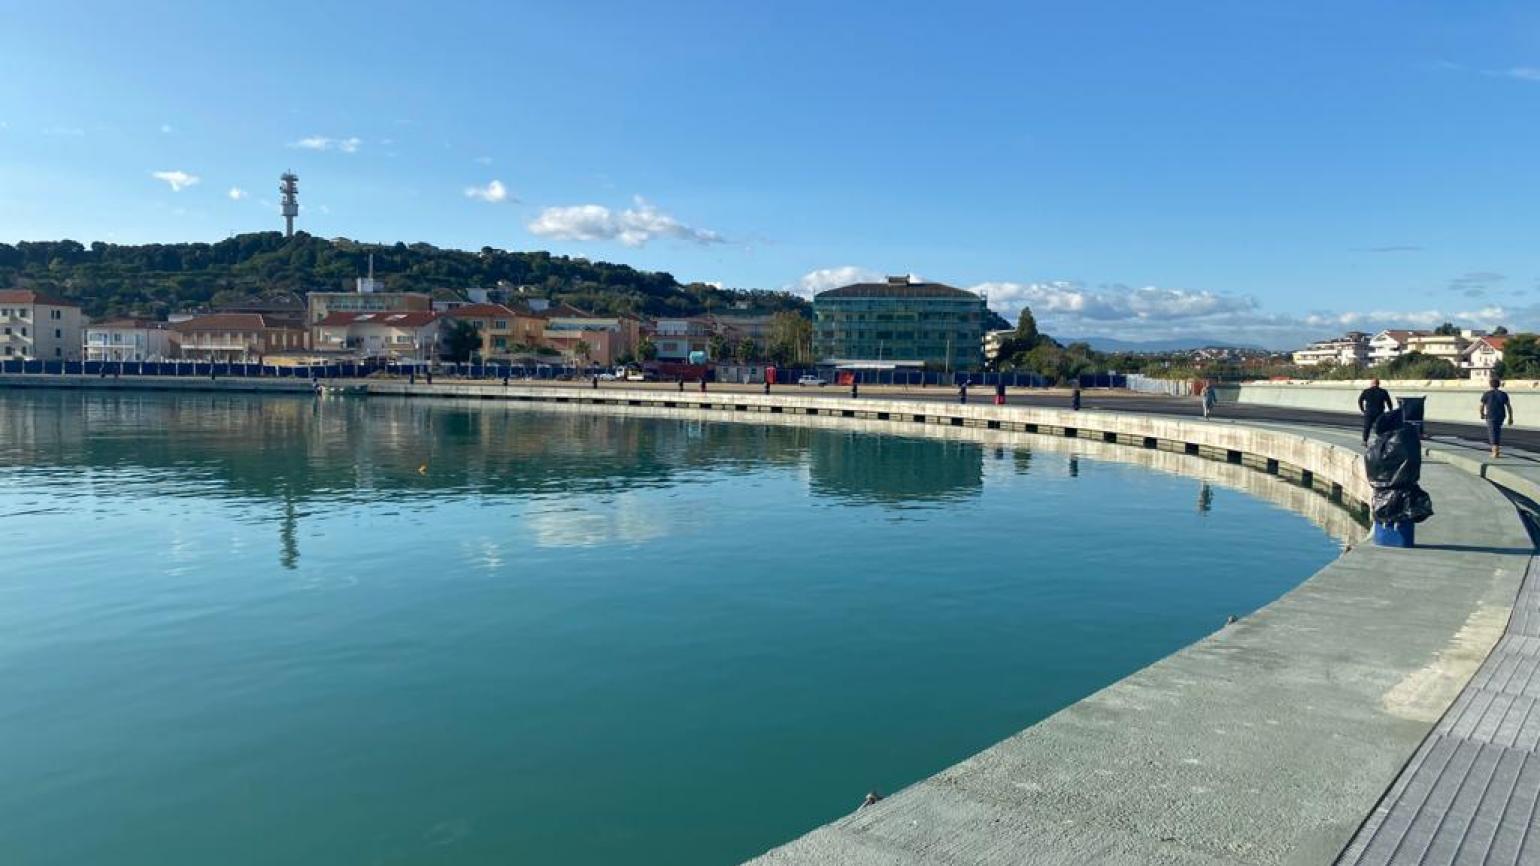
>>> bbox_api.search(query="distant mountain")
[1061,336,1261,353]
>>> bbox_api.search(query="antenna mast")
[279,172,299,238]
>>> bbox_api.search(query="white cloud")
[788,266,883,298]
[151,170,200,192]
[160,123,174,134]
[289,135,361,153]
[227,187,247,200]
[527,196,724,247]
[972,280,1257,323]
[464,179,514,203]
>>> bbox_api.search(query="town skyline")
[5,2,1540,348]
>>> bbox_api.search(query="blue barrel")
[1372,521,1416,548]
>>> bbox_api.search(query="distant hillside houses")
[1293,328,1512,380]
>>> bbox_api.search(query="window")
[18,308,27,318]
[50,309,60,320]
[54,347,61,357]
[2,347,9,356]
[20,327,26,337]
[493,320,507,329]
[55,329,62,339]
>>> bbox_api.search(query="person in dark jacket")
[1071,386,1082,411]
[1358,378,1394,445]
[995,381,1006,406]
[1481,377,1514,459]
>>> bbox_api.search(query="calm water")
[0,391,1341,866]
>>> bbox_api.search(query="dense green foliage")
[1499,334,1540,379]
[0,233,810,321]
[440,320,483,363]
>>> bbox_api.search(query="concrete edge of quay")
[8,376,1534,863]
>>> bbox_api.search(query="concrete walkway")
[1333,439,1540,866]
[731,418,1530,864]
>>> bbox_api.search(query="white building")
[1367,329,1424,364]
[983,329,1015,363]
[1405,330,1483,367]
[313,311,442,361]
[0,289,84,361]
[1461,335,1509,382]
[84,318,178,362]
[1292,332,1369,367]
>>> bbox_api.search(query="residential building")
[84,319,178,362]
[1405,330,1483,367]
[1367,329,1424,364]
[306,291,432,325]
[708,314,776,344]
[813,276,987,370]
[983,329,1015,364]
[1291,332,1370,367]
[313,311,442,361]
[0,290,84,361]
[652,318,715,361]
[442,304,520,357]
[1462,335,1509,382]
[542,315,641,365]
[172,314,309,362]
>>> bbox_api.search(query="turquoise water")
[0,391,1341,865]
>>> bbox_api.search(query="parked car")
[626,369,656,382]
[797,374,827,387]
[597,371,621,381]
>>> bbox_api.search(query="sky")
[2,1,1539,348]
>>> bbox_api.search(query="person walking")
[1358,378,1394,445]
[958,380,969,404]
[995,381,1006,406]
[850,380,859,399]
[1202,383,1218,419]
[1481,376,1514,459]
[763,379,771,395]
[1071,385,1082,412]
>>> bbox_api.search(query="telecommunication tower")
[280,172,299,237]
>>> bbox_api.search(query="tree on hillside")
[1499,334,1540,378]
[734,337,757,363]
[573,340,592,364]
[1433,321,1460,336]
[638,337,658,361]
[441,320,483,363]
[1493,325,1510,335]
[707,334,727,361]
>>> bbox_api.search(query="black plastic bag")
[1364,407,1434,524]
[1371,485,1434,524]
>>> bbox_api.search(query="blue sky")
[2,1,1539,347]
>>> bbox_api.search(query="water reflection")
[0,390,1364,572]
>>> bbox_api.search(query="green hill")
[0,233,808,320]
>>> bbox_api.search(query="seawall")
[1227,380,1540,431]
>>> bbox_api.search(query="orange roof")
[172,313,281,332]
[0,289,78,307]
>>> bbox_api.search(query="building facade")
[1462,335,1508,381]
[0,290,84,361]
[542,316,640,366]
[172,314,308,362]
[1292,332,1369,367]
[313,311,442,361]
[813,277,986,370]
[443,304,520,358]
[651,318,715,361]
[84,319,178,362]
[306,292,432,325]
